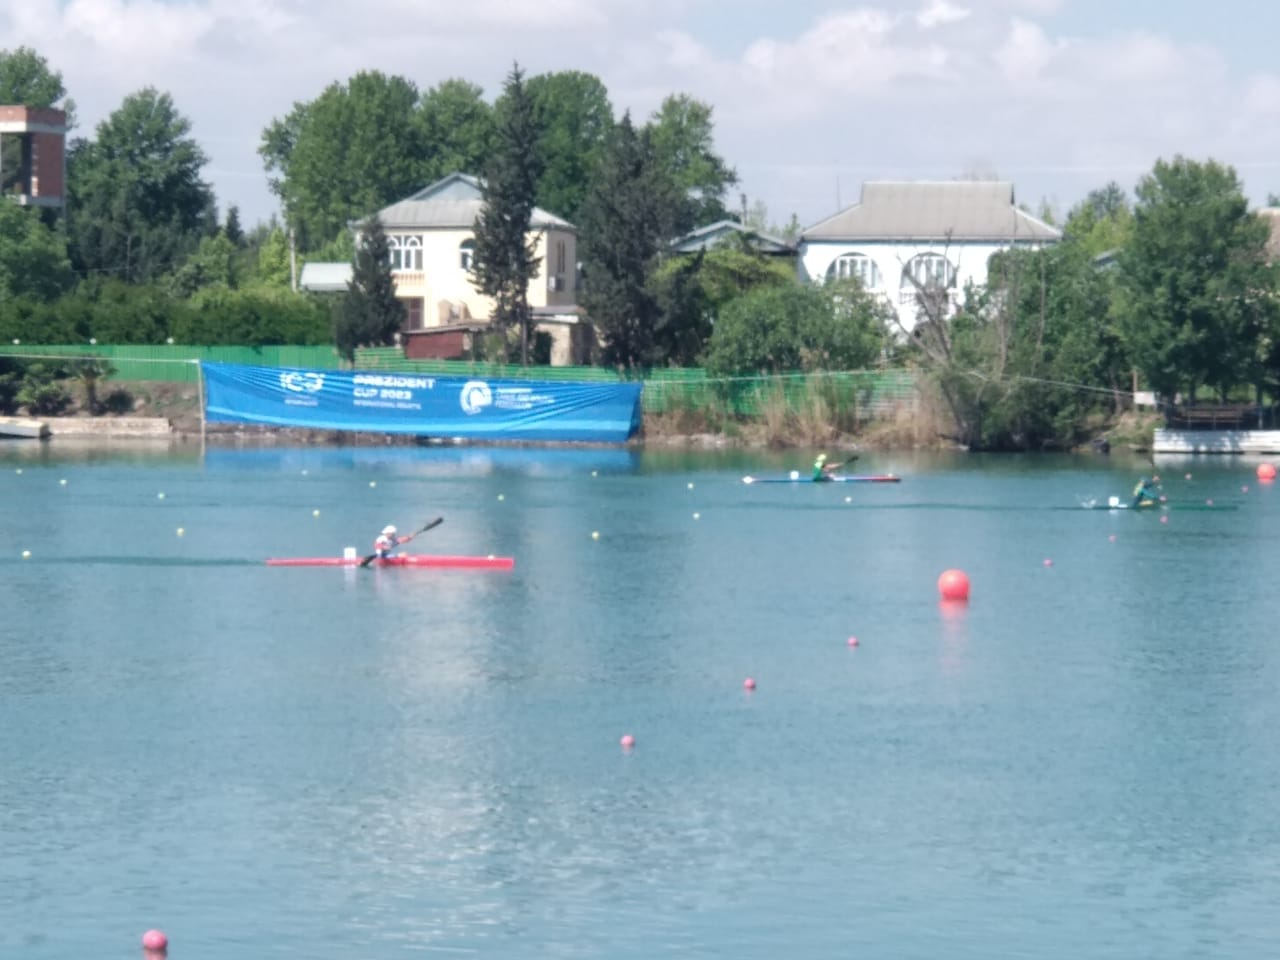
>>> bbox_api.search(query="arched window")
[388,235,422,272]
[900,253,956,291]
[825,252,882,289]
[459,239,476,272]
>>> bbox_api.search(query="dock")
[1153,428,1280,455]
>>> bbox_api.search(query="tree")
[416,79,495,183]
[1268,193,1280,207]
[224,206,244,247]
[471,63,543,365]
[1119,156,1278,402]
[0,46,75,196]
[646,94,737,234]
[525,70,613,223]
[578,113,681,369]
[335,216,404,362]
[168,231,239,297]
[1063,182,1132,257]
[260,71,424,250]
[702,280,889,376]
[66,87,215,283]
[0,201,75,302]
[650,245,796,365]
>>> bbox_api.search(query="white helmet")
[382,525,397,536]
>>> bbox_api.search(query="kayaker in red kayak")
[374,524,411,559]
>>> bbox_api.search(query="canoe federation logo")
[460,380,492,415]
[279,371,325,393]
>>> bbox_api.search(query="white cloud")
[916,0,971,29]
[1,0,1278,230]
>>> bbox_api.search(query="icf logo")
[279,371,325,393]
[460,380,492,415]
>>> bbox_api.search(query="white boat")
[0,417,50,439]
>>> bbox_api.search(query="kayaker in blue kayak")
[812,453,843,482]
[1131,476,1160,508]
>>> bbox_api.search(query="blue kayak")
[742,473,900,484]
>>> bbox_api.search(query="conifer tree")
[578,112,680,369]
[471,62,543,364]
[335,215,405,362]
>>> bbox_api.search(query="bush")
[18,380,71,416]
[103,387,136,414]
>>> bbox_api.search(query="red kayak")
[267,554,514,570]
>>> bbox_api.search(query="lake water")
[3,441,1280,959]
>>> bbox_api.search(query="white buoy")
[14,468,21,474]
[176,527,185,537]
[301,469,308,476]
[157,492,165,500]
[312,509,320,517]
[591,531,600,540]
[844,496,852,503]
[369,481,377,488]
[21,550,31,559]
[591,470,598,477]
[59,478,67,486]
[498,494,505,501]
[693,512,700,520]
[687,482,694,490]
[742,476,755,484]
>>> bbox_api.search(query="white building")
[797,181,1061,332]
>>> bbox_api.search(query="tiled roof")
[803,181,1061,243]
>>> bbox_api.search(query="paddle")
[358,517,443,568]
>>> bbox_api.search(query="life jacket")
[374,533,395,553]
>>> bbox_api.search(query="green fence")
[0,344,919,418]
[353,348,918,417]
[0,344,342,383]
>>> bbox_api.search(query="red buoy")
[1257,463,1276,482]
[937,569,970,601]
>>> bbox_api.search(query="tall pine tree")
[335,215,405,362]
[471,62,544,365]
[578,113,680,370]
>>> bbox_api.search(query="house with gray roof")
[798,180,1061,332]
[670,219,794,256]
[302,172,589,364]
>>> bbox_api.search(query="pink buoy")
[1258,463,1277,482]
[141,930,168,953]
[937,568,970,602]
[1242,485,1250,493]
[1160,515,1169,524]
[743,677,756,691]
[1108,534,1117,542]
[619,734,635,749]
[1206,499,1214,506]
[1042,558,1053,567]
[847,636,859,647]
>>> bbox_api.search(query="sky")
[4,0,1280,231]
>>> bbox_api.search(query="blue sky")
[5,0,1278,231]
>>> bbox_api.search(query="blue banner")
[201,362,642,443]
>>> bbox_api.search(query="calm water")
[3,441,1280,959]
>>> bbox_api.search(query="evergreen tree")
[471,62,543,365]
[335,216,404,362]
[224,206,244,247]
[578,112,680,369]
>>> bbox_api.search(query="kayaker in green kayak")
[1131,476,1160,508]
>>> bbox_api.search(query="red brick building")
[0,106,67,208]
